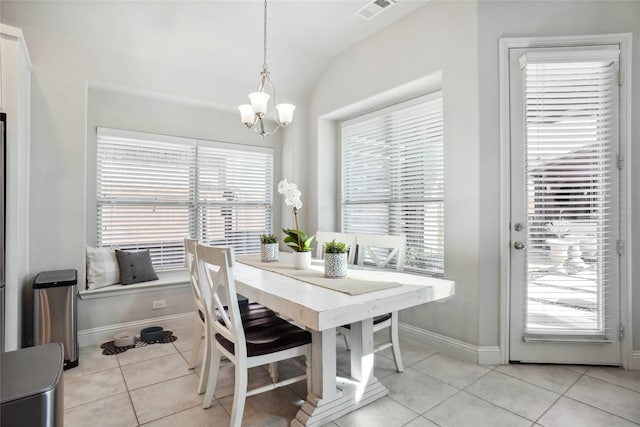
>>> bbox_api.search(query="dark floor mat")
[100,330,177,355]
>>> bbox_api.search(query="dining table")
[233,252,455,427]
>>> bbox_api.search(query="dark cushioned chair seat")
[341,313,392,329]
[202,302,275,323]
[216,316,311,357]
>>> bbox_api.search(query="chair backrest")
[184,238,206,310]
[315,231,357,264]
[196,244,247,359]
[355,233,406,271]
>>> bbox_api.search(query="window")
[519,48,619,335]
[96,128,273,270]
[341,93,444,276]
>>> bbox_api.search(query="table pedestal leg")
[292,320,388,426]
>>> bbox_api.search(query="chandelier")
[238,0,295,137]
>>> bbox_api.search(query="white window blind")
[341,93,444,276]
[96,129,273,270]
[197,143,273,254]
[520,48,619,335]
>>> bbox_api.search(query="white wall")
[307,1,482,346]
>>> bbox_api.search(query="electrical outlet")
[152,300,166,309]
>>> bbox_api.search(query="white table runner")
[236,254,402,296]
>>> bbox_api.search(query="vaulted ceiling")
[1,0,428,99]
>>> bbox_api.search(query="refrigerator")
[1,112,5,352]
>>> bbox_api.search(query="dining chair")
[196,244,311,426]
[184,238,277,395]
[340,233,407,372]
[314,230,357,264]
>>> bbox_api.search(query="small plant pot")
[324,253,347,278]
[261,243,279,262]
[292,251,312,270]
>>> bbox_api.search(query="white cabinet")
[1,24,31,351]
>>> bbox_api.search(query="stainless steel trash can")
[1,343,64,427]
[33,269,78,369]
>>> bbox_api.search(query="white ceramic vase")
[324,253,347,278]
[261,243,279,262]
[292,251,312,270]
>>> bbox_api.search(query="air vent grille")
[354,0,397,20]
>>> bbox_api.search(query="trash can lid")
[33,269,78,289]
[1,343,64,404]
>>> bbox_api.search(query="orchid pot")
[292,251,312,270]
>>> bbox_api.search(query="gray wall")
[79,87,283,330]
[305,0,640,354]
[0,19,285,332]
[476,0,640,352]
[306,1,482,345]
[1,0,638,356]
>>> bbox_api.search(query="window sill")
[79,269,190,300]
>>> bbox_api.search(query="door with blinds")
[508,46,621,364]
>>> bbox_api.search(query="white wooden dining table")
[233,252,455,427]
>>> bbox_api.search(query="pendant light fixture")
[238,0,295,137]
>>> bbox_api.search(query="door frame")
[498,34,633,368]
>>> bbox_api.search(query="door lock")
[514,241,526,250]
[514,223,524,232]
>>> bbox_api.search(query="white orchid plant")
[278,179,314,252]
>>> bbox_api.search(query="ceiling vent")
[354,0,397,20]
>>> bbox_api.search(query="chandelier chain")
[263,0,268,71]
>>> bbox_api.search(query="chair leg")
[343,332,350,351]
[268,362,279,383]
[390,312,404,372]
[197,321,211,394]
[188,317,203,369]
[202,346,221,409]
[230,362,248,427]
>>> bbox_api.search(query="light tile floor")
[64,327,640,426]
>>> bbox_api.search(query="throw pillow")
[86,246,120,289]
[115,249,159,285]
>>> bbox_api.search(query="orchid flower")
[278,179,313,252]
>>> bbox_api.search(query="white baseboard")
[399,323,503,365]
[78,312,196,347]
[631,351,640,370]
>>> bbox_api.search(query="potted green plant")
[278,179,314,269]
[260,234,279,262]
[324,239,349,278]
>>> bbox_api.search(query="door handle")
[514,241,526,250]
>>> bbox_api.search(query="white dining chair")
[315,231,357,264]
[196,244,311,426]
[185,238,277,396]
[340,233,407,372]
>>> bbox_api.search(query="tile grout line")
[117,349,142,427]
[557,371,640,426]
[583,370,640,394]
[459,370,546,424]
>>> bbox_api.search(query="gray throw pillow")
[115,249,158,285]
